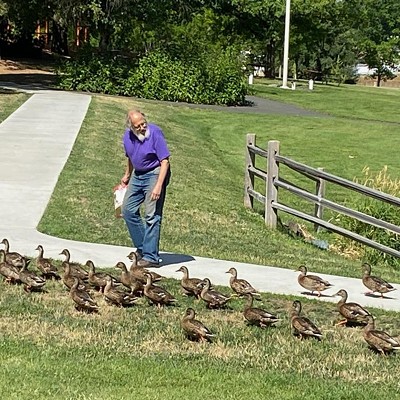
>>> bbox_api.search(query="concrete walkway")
[0,88,399,313]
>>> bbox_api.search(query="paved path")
[0,86,399,313]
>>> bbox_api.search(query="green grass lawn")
[1,85,400,399]
[1,271,400,400]
[0,92,30,122]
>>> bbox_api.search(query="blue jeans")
[122,167,170,263]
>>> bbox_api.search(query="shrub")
[333,166,400,267]
[56,47,248,106]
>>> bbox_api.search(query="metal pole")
[281,0,291,89]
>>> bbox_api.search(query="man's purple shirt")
[123,123,170,172]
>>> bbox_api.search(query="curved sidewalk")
[0,90,399,313]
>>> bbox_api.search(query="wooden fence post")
[314,167,325,232]
[266,140,280,228]
[244,134,256,209]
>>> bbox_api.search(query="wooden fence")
[244,135,400,258]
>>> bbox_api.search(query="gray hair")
[126,109,146,129]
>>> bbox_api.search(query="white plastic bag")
[113,184,127,218]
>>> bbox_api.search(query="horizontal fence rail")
[275,154,400,207]
[244,135,400,259]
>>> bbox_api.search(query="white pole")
[281,0,291,89]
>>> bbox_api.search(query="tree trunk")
[51,21,69,56]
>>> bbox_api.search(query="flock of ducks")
[296,264,399,354]
[0,237,399,354]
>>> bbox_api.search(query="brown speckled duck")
[226,267,260,297]
[362,262,396,298]
[103,275,138,307]
[363,315,400,354]
[18,258,46,292]
[143,273,177,308]
[243,293,279,328]
[334,289,371,326]
[176,266,204,298]
[127,251,162,284]
[59,249,89,281]
[297,265,333,297]
[199,278,233,309]
[70,277,99,313]
[115,261,143,296]
[62,261,88,291]
[87,260,117,292]
[35,245,61,280]
[181,308,215,342]
[1,238,28,268]
[290,300,322,340]
[0,249,21,284]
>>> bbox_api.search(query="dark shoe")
[128,250,143,262]
[137,259,160,268]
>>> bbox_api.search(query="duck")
[87,260,117,292]
[176,265,204,298]
[362,262,396,298]
[226,267,260,297]
[290,300,322,340]
[70,277,99,313]
[143,273,177,308]
[127,251,162,284]
[0,249,21,284]
[59,249,89,281]
[61,261,88,291]
[181,307,215,342]
[198,278,233,309]
[297,265,333,297]
[363,315,400,354]
[334,289,371,326]
[1,238,29,268]
[115,261,143,296]
[18,258,46,292]
[243,293,279,328]
[35,245,61,280]
[103,275,138,307]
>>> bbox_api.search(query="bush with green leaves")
[56,47,248,106]
[333,166,400,267]
[56,49,132,94]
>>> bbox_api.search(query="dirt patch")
[0,58,57,87]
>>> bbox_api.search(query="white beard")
[135,127,150,142]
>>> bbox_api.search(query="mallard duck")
[297,265,333,297]
[127,251,162,284]
[334,289,371,326]
[176,265,204,298]
[35,245,61,280]
[115,261,143,295]
[362,262,396,298]
[198,278,233,309]
[61,261,88,291]
[70,277,99,313]
[86,260,117,292]
[103,275,138,307]
[1,238,29,268]
[143,273,177,308]
[243,293,279,328]
[0,249,21,284]
[290,300,322,340]
[181,307,215,342]
[226,267,260,297]
[363,315,400,354]
[59,249,89,281]
[18,258,46,292]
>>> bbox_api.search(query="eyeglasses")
[131,121,147,130]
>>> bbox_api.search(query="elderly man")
[121,110,171,267]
